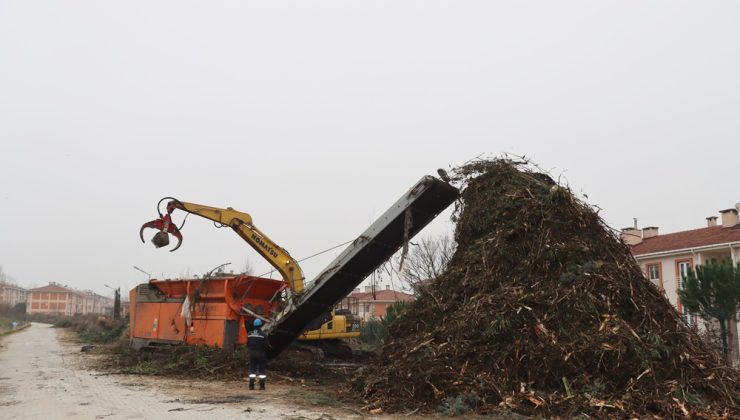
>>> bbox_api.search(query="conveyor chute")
[266,175,459,357]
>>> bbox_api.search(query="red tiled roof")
[631,225,740,256]
[349,290,415,302]
[28,284,72,293]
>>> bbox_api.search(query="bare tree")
[0,266,15,284]
[242,258,254,275]
[179,266,193,278]
[396,234,456,292]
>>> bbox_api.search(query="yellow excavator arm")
[140,199,305,294]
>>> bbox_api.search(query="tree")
[0,266,16,284]
[242,258,254,275]
[112,288,121,321]
[678,258,740,362]
[13,302,26,314]
[396,234,456,292]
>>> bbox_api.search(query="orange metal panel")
[186,319,225,347]
[128,289,137,339]
[132,301,161,339]
[192,302,231,319]
[157,303,186,342]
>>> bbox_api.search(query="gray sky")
[1,1,738,295]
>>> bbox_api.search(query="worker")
[247,318,268,390]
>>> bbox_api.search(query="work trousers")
[248,350,267,385]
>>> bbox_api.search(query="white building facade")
[621,206,740,364]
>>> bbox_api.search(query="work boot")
[249,377,255,390]
[259,378,266,390]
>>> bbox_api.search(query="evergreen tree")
[678,258,740,362]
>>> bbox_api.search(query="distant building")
[621,204,740,364]
[0,281,27,307]
[119,299,130,318]
[26,283,112,316]
[348,287,415,321]
[83,290,113,315]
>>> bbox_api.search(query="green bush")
[53,314,128,343]
[359,301,408,347]
[359,319,387,346]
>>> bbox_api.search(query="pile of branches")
[358,159,739,418]
[108,344,337,380]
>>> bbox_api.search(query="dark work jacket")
[247,328,268,353]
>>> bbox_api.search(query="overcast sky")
[1,1,738,295]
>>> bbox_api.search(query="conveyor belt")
[266,175,459,358]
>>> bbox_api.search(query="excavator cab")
[298,297,361,341]
[296,297,362,358]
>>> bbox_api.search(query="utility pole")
[133,266,151,280]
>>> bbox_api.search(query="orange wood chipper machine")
[129,275,361,351]
[129,275,284,350]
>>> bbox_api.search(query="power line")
[257,238,355,278]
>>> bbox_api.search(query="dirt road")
[0,323,359,419]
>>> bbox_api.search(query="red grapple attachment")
[140,201,183,252]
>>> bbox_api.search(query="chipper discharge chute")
[264,175,459,358]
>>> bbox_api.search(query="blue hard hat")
[253,319,263,328]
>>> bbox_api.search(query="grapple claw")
[139,213,183,252]
[170,230,183,252]
[140,221,157,243]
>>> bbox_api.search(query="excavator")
[131,174,459,358]
[133,198,361,351]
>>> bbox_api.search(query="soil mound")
[358,159,739,418]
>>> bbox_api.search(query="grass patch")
[304,392,341,407]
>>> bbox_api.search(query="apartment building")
[348,287,415,321]
[83,291,113,315]
[621,204,740,364]
[0,281,27,307]
[27,283,112,317]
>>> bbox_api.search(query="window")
[676,259,694,326]
[646,263,662,289]
[677,260,691,287]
